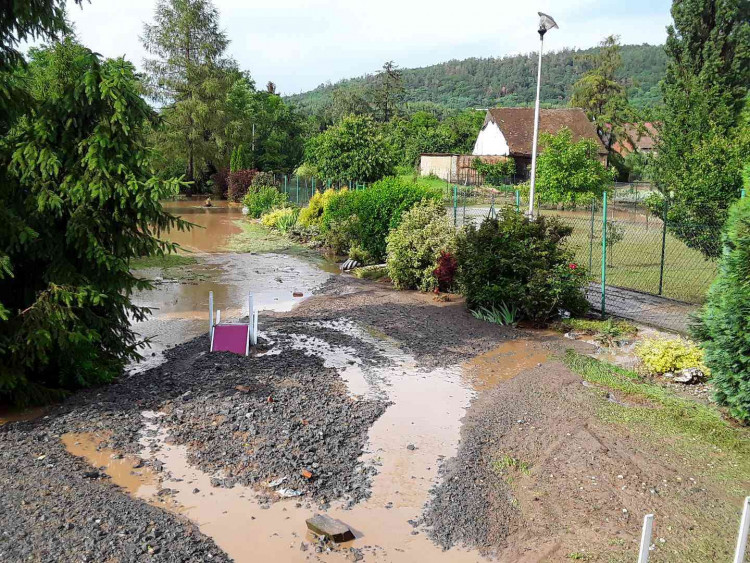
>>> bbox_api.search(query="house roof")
[612,122,658,155]
[485,107,607,157]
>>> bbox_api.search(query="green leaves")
[0,39,187,405]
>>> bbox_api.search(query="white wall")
[419,155,455,181]
[472,122,510,156]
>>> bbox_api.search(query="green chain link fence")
[448,183,742,333]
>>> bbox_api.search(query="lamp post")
[527,12,558,218]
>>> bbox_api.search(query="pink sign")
[212,325,249,355]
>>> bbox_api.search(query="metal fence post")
[658,197,668,296]
[515,189,520,213]
[638,514,654,563]
[296,176,299,204]
[453,185,458,227]
[734,496,750,563]
[601,191,607,316]
[589,200,595,274]
[742,189,747,199]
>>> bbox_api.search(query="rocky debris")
[305,514,355,542]
[293,291,304,297]
[673,367,705,384]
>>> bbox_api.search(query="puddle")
[60,432,160,498]
[463,339,548,390]
[129,252,333,372]
[161,199,243,253]
[69,320,482,562]
[0,406,48,426]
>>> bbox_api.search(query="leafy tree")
[653,0,749,258]
[0,39,187,405]
[535,128,613,205]
[571,35,635,171]
[225,78,304,173]
[373,60,404,123]
[142,0,238,185]
[693,196,750,422]
[305,115,395,181]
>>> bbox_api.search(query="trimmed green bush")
[298,188,342,228]
[321,177,439,261]
[455,210,589,323]
[243,186,288,218]
[693,196,750,422]
[386,200,456,291]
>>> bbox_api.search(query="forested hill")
[286,43,666,116]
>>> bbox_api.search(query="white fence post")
[208,291,214,336]
[734,497,750,563]
[638,514,654,563]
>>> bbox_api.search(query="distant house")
[611,122,658,156]
[472,107,608,176]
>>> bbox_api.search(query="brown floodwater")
[0,406,48,426]
[161,199,243,253]
[60,432,160,499]
[463,339,548,390]
[61,317,561,562]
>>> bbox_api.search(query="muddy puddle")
[62,319,560,562]
[0,406,48,426]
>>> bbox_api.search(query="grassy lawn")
[130,253,197,270]
[547,212,717,303]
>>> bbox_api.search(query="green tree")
[305,115,395,182]
[226,78,304,173]
[535,128,613,205]
[571,35,635,172]
[693,196,750,422]
[653,0,750,258]
[0,39,187,405]
[373,60,404,123]
[142,0,238,185]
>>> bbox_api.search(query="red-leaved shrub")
[210,167,229,198]
[227,169,258,202]
[434,251,457,292]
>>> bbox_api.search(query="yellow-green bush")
[260,207,299,233]
[635,338,709,375]
[298,188,343,228]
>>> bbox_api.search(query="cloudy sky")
[64,0,673,95]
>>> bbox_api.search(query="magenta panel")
[212,324,249,355]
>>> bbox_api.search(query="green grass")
[555,318,637,346]
[544,211,717,303]
[130,254,197,270]
[226,220,310,255]
[352,264,388,280]
[563,350,750,484]
[491,454,532,478]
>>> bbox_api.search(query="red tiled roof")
[486,107,607,157]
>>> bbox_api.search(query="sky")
[62,0,673,95]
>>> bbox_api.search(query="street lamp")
[527,12,558,218]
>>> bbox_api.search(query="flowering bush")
[455,210,589,323]
[298,188,343,228]
[260,207,299,233]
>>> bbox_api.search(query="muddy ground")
[1,272,747,562]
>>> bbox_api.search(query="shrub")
[298,188,342,228]
[322,216,361,255]
[386,200,456,291]
[434,251,458,292]
[693,196,750,421]
[210,167,229,198]
[635,338,709,376]
[454,210,589,323]
[251,171,277,187]
[227,169,257,202]
[230,144,252,173]
[348,244,371,264]
[260,207,299,233]
[243,186,288,218]
[321,177,440,261]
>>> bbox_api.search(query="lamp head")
[537,12,558,38]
